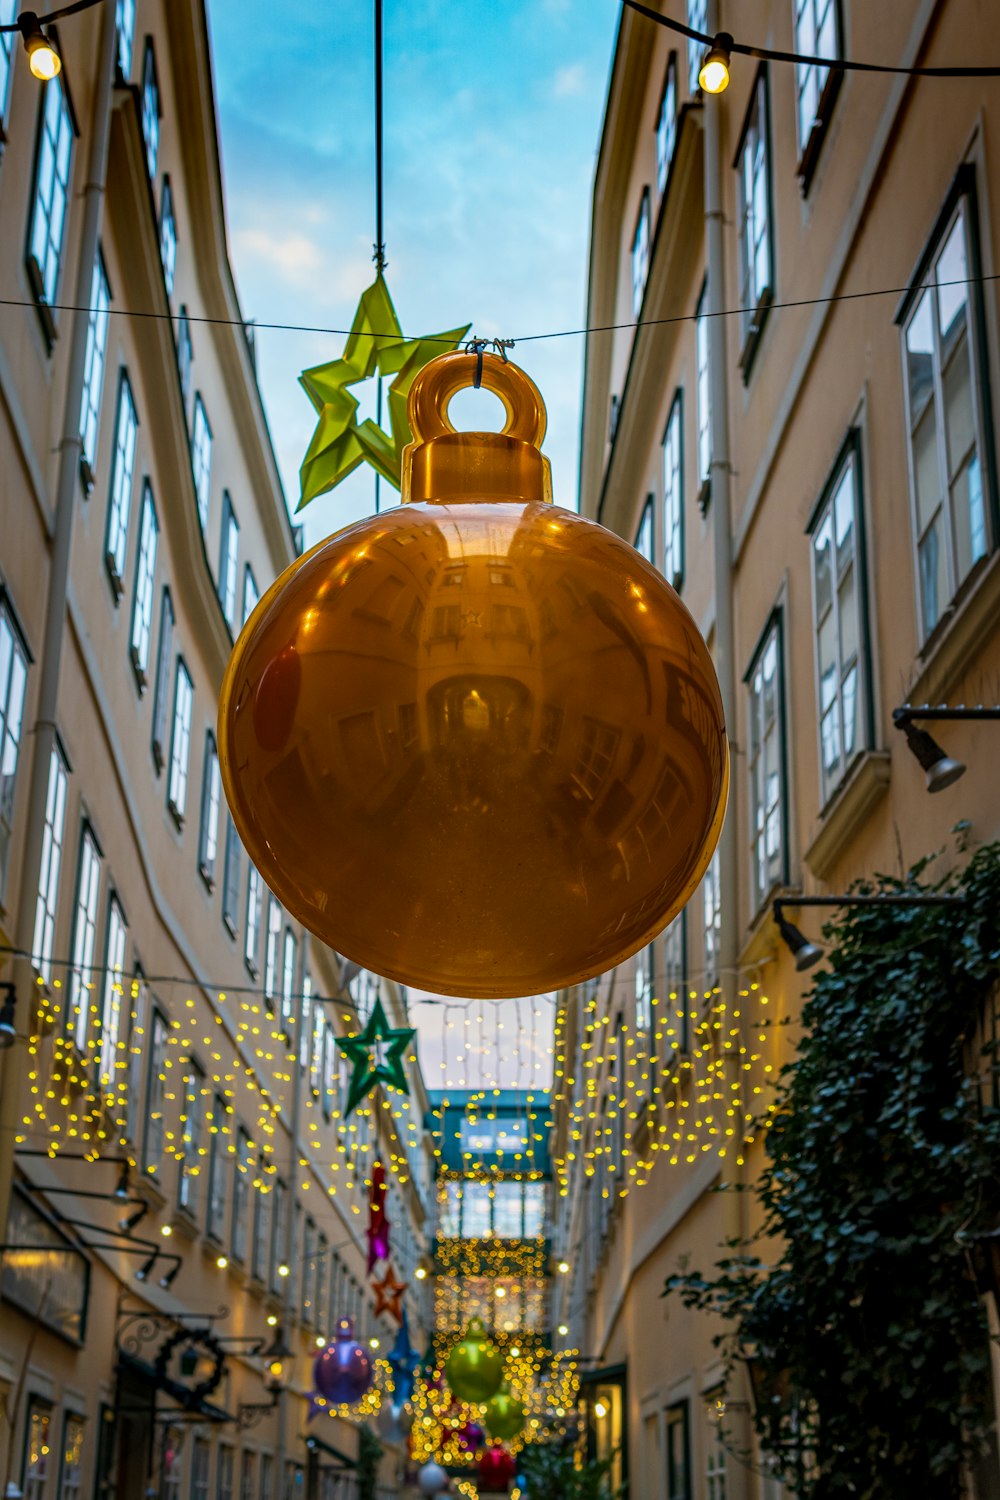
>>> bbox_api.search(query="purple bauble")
[313,1317,372,1405]
[458,1421,486,1454]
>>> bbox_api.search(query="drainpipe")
[0,3,119,1262]
[703,3,750,1494]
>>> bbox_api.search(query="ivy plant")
[518,1440,625,1499]
[665,840,1000,1499]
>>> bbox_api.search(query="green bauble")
[484,1385,525,1442]
[444,1318,504,1404]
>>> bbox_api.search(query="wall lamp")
[773,893,966,972]
[893,705,1000,792]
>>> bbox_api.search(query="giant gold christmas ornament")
[482,1385,525,1442]
[218,351,728,998]
[444,1317,504,1404]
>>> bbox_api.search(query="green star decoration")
[335,996,417,1117]
[298,274,470,510]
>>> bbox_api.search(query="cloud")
[552,60,587,97]
[233,228,324,285]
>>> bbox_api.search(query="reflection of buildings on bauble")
[224,499,726,998]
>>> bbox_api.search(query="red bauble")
[477,1444,516,1493]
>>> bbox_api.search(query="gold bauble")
[218,351,727,998]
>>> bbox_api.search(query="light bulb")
[19,14,61,79]
[699,33,732,94]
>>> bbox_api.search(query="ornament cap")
[402,350,553,505]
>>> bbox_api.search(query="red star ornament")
[372,1264,408,1323]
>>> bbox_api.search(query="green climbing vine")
[665,838,1000,1500]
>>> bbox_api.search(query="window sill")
[738,289,773,385]
[198,865,215,894]
[697,478,712,517]
[26,257,56,353]
[78,455,95,496]
[129,652,149,697]
[803,749,892,881]
[167,800,185,831]
[907,548,1000,707]
[105,556,124,603]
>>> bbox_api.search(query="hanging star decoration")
[373,1263,408,1323]
[389,1309,421,1406]
[335,996,416,1118]
[298,274,470,508]
[367,1159,391,1274]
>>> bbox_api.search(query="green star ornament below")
[298,274,470,509]
[335,997,416,1118]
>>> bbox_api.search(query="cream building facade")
[0,4,433,1497]
[553,1,1000,1496]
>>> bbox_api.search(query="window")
[794,0,840,169]
[115,0,135,75]
[634,496,654,565]
[22,1401,53,1500]
[232,1128,251,1261]
[191,1438,210,1500]
[177,306,193,411]
[27,78,74,312]
[141,40,159,179]
[665,1401,690,1500]
[299,971,313,1069]
[523,1180,545,1237]
[573,717,619,799]
[0,606,29,893]
[901,187,992,641]
[179,1062,205,1216]
[218,1447,235,1500]
[99,894,127,1091]
[159,176,177,295]
[263,896,281,1007]
[151,589,175,771]
[736,70,773,365]
[686,0,707,92]
[662,391,683,589]
[143,1008,167,1172]
[696,279,711,498]
[634,942,653,1033]
[260,1454,274,1500]
[747,616,786,909]
[252,1176,271,1283]
[663,913,687,1052]
[302,1216,317,1322]
[0,0,15,126]
[809,435,870,800]
[222,818,241,936]
[207,1092,228,1240]
[198,733,222,887]
[315,1230,328,1334]
[191,395,213,530]
[79,250,111,484]
[270,1178,287,1291]
[130,483,158,684]
[705,1401,728,1500]
[656,55,677,194]
[310,993,324,1092]
[242,565,259,629]
[219,495,240,629]
[631,189,651,317]
[322,1022,336,1120]
[69,825,101,1051]
[58,1412,85,1500]
[245,863,263,974]
[106,372,138,592]
[32,743,68,983]
[703,849,721,985]
[239,1453,257,1500]
[167,659,193,823]
[281,929,297,1029]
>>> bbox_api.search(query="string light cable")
[620,0,1000,79]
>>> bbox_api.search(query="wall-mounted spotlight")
[18,12,61,80]
[134,1251,158,1282]
[118,1205,147,1234]
[159,1259,181,1290]
[113,1162,130,1200]
[699,32,732,93]
[893,705,1000,792]
[773,892,966,969]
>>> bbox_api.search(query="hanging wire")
[372,0,385,516]
[620,0,1000,77]
[0,0,105,31]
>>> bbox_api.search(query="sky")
[208,0,618,1087]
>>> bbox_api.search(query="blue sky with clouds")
[208,0,618,548]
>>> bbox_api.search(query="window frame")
[57,1409,86,1500]
[32,739,69,983]
[806,427,875,804]
[21,1397,54,1500]
[695,277,711,510]
[98,891,127,1093]
[0,599,30,898]
[105,369,139,597]
[242,564,259,630]
[663,911,688,1054]
[895,166,999,646]
[793,0,844,194]
[78,248,111,489]
[166,657,193,826]
[665,1399,691,1500]
[150,587,175,772]
[68,820,102,1054]
[245,863,263,976]
[206,1091,229,1242]
[633,495,654,565]
[686,0,707,94]
[232,1127,251,1263]
[140,38,160,181]
[745,609,790,912]
[703,848,721,987]
[178,1058,205,1218]
[662,388,684,590]
[733,64,775,379]
[129,480,158,688]
[25,71,77,344]
[191,394,213,531]
[655,53,678,196]
[630,187,652,320]
[159,174,177,296]
[198,731,222,889]
[219,493,240,631]
[176,305,193,416]
[142,1005,168,1174]
[114,0,135,78]
[222,816,241,937]
[0,0,16,133]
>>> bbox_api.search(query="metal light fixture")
[897,718,965,792]
[0,985,16,1049]
[135,1251,158,1282]
[773,903,824,972]
[18,12,61,79]
[699,32,732,93]
[119,1205,147,1234]
[159,1260,181,1289]
[113,1162,130,1200]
